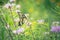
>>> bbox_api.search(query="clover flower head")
[13,30,16,34]
[4,3,12,9]
[52,21,59,25]
[16,5,21,9]
[37,19,44,24]
[11,3,16,6]
[16,10,21,13]
[13,28,24,34]
[10,0,15,3]
[51,26,60,32]
[44,32,49,35]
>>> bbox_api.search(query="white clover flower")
[52,21,59,25]
[16,10,21,13]
[11,3,16,6]
[44,32,49,35]
[52,21,59,26]
[4,3,12,9]
[13,30,17,34]
[10,0,15,3]
[37,19,44,24]
[16,5,21,9]
[14,18,20,22]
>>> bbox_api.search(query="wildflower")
[16,10,21,13]
[44,32,49,35]
[10,0,15,3]
[51,26,60,32]
[16,28,24,34]
[11,3,16,6]
[52,21,59,27]
[37,19,44,24]
[13,30,16,34]
[52,21,59,25]
[4,3,12,9]
[16,5,21,9]
[13,28,24,34]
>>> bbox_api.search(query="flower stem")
[10,9,16,27]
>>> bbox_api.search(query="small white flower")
[44,32,49,35]
[52,21,59,26]
[52,21,59,25]
[13,28,24,34]
[11,3,16,6]
[4,3,12,9]
[13,30,16,34]
[37,19,44,24]
[10,0,15,3]
[16,5,21,9]
[16,10,21,13]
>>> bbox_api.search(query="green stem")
[10,9,16,27]
[30,25,35,40]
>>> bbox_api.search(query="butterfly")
[18,14,27,26]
